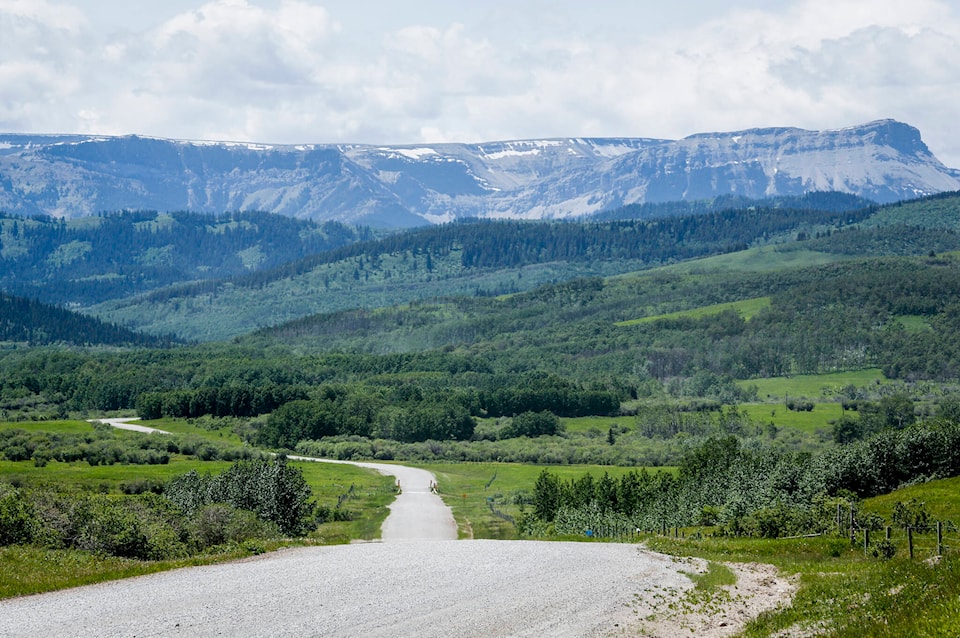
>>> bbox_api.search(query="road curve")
[89,417,170,434]
[289,456,459,542]
[90,420,457,542]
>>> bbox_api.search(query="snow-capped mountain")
[0,120,956,227]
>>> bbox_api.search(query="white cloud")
[1,0,960,165]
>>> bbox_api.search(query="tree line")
[525,415,960,538]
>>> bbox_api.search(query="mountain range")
[2,120,957,227]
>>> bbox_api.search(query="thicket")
[0,458,316,560]
[0,425,263,467]
[523,418,960,538]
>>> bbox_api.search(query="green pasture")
[863,476,960,523]
[741,368,887,401]
[739,402,843,434]
[0,420,95,435]
[616,296,771,326]
[654,245,845,275]
[141,417,246,445]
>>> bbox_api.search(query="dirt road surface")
[1,541,697,637]
[18,420,794,636]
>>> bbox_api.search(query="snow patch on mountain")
[0,120,956,227]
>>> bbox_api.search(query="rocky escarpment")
[0,120,956,226]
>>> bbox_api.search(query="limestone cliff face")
[1,120,956,227]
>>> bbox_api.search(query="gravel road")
[24,420,792,635]
[289,456,458,542]
[0,540,693,637]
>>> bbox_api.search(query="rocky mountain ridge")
[1,119,957,227]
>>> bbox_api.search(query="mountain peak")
[0,121,956,227]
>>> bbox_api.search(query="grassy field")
[141,417,247,445]
[739,402,844,434]
[653,245,845,275]
[616,296,772,326]
[740,368,887,401]
[863,475,960,522]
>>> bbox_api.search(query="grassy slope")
[645,476,960,636]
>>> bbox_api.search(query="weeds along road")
[2,420,786,636]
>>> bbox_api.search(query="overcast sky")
[3,0,960,165]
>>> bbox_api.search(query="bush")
[501,411,563,438]
[188,504,279,548]
[871,538,897,560]
[0,485,39,545]
[165,458,316,536]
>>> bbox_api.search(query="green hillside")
[83,196,936,341]
[0,291,173,348]
[0,210,370,306]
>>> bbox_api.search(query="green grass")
[741,369,887,401]
[645,532,960,637]
[140,417,246,445]
[863,476,960,523]
[739,402,844,434]
[0,544,274,599]
[893,315,932,333]
[0,419,100,434]
[288,459,396,543]
[688,560,737,590]
[640,475,960,636]
[654,245,845,275]
[616,296,771,326]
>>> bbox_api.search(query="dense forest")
[590,191,875,221]
[0,210,370,305]
[140,198,880,302]
[0,291,175,347]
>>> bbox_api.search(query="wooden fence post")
[885,526,891,541]
[937,521,943,556]
[864,528,869,555]
[849,505,855,543]
[908,526,914,559]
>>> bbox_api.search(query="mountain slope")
[0,210,369,306]
[0,291,172,347]
[83,194,960,342]
[1,120,957,227]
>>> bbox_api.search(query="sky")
[2,0,960,166]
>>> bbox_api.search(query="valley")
[3,171,960,635]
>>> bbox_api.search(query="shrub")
[165,458,316,536]
[0,485,39,545]
[871,538,897,560]
[188,504,279,548]
[501,411,563,438]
